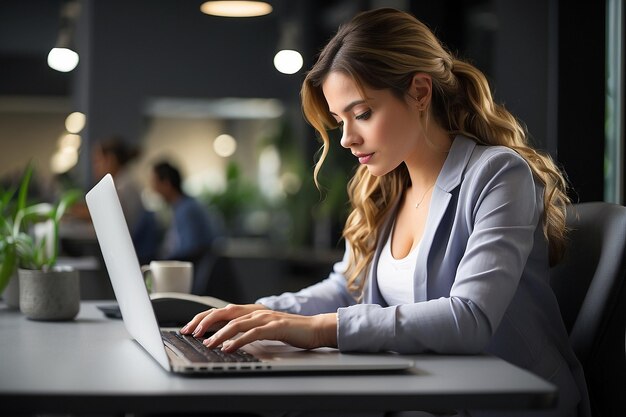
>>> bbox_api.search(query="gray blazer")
[258,136,589,416]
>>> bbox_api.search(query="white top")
[377,224,419,305]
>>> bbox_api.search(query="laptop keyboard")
[161,330,260,364]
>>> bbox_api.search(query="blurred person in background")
[150,160,218,263]
[91,136,144,232]
[71,136,159,263]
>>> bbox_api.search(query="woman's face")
[322,71,422,177]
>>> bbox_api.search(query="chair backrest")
[549,201,626,416]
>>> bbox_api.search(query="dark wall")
[492,0,554,152]
[556,1,606,203]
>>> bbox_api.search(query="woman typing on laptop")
[181,8,589,417]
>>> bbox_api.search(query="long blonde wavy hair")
[301,8,570,296]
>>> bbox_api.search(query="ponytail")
[441,59,570,265]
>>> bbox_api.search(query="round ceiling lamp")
[273,50,303,74]
[200,1,272,18]
[65,111,86,133]
[213,134,237,157]
[48,47,79,73]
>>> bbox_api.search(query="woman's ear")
[410,73,432,110]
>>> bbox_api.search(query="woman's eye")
[355,110,372,121]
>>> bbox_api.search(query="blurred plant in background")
[199,161,266,235]
[198,119,354,250]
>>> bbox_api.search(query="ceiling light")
[58,133,82,151]
[273,50,303,74]
[274,21,303,75]
[48,48,79,73]
[65,111,86,133]
[48,0,81,73]
[50,147,78,174]
[200,1,272,17]
[213,134,237,157]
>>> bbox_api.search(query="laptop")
[86,174,414,375]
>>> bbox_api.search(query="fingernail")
[192,327,201,337]
[221,341,232,351]
[181,324,190,333]
[203,337,213,346]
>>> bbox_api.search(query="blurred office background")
[0,0,623,301]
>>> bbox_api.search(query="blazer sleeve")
[337,151,541,354]
[256,244,357,315]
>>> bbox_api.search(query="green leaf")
[0,186,17,215]
[16,163,34,215]
[0,215,11,237]
[13,203,53,237]
[14,233,36,270]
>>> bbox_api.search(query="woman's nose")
[339,124,362,149]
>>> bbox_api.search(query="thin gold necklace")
[414,183,435,209]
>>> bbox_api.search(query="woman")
[182,8,589,416]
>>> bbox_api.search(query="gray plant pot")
[18,267,80,321]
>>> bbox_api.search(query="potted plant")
[0,163,82,319]
[16,186,81,320]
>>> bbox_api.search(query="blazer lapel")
[413,136,477,302]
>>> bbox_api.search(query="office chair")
[549,202,626,416]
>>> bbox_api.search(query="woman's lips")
[356,153,373,164]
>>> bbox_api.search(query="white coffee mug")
[141,260,193,294]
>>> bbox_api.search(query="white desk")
[0,302,557,415]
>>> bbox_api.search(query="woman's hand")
[180,304,267,337]
[180,304,337,352]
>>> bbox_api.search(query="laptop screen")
[86,174,171,371]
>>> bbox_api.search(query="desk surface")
[0,302,557,415]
